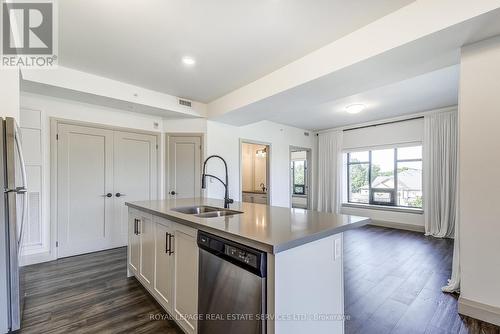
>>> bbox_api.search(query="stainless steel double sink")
[171,205,243,218]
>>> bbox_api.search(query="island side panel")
[266,253,276,334]
[273,233,344,334]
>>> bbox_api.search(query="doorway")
[240,141,270,205]
[290,147,311,209]
[55,120,159,258]
[166,134,203,199]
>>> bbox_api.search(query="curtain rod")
[342,116,424,132]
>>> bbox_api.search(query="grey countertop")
[242,190,267,194]
[126,198,371,254]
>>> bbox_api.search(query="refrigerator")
[0,117,28,333]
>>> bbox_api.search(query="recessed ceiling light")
[182,56,196,66]
[345,104,366,114]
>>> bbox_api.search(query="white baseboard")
[20,250,56,266]
[459,297,500,326]
[369,220,425,233]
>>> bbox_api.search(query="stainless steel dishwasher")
[197,231,267,334]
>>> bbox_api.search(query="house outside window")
[347,145,422,208]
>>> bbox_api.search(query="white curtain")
[423,111,458,238]
[316,131,343,213]
[442,206,460,292]
[423,111,460,293]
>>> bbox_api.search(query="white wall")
[206,120,314,208]
[163,118,206,133]
[458,36,500,316]
[342,117,424,150]
[23,66,207,118]
[0,70,20,120]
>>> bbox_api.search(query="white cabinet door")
[154,218,173,312]
[128,209,141,275]
[114,131,157,247]
[57,123,114,258]
[172,223,198,334]
[167,136,201,199]
[139,213,155,286]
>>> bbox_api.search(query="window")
[292,160,306,195]
[347,145,422,208]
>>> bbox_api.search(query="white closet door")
[114,131,158,246]
[57,124,114,258]
[168,136,201,199]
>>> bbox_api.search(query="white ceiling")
[212,6,500,130]
[215,65,459,131]
[290,65,459,130]
[58,0,414,103]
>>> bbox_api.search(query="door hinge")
[56,241,58,247]
[56,134,59,140]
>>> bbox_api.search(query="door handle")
[170,191,176,195]
[168,234,174,256]
[115,192,126,198]
[103,193,112,198]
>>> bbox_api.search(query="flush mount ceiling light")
[345,104,366,114]
[181,56,196,66]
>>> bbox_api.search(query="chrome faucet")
[201,155,234,209]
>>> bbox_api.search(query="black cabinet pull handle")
[133,219,138,235]
[170,191,176,195]
[116,192,126,197]
[104,193,112,198]
[168,234,174,255]
[165,232,169,253]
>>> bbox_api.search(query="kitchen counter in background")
[242,190,267,194]
[126,198,370,254]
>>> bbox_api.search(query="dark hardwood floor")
[344,225,500,334]
[19,226,499,333]
[20,247,182,334]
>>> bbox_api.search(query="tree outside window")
[347,146,422,208]
[292,160,306,195]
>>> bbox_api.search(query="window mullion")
[394,148,398,206]
[368,150,372,205]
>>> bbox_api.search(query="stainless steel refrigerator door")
[4,117,28,331]
[0,120,10,333]
[198,249,266,334]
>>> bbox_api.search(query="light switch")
[334,238,341,260]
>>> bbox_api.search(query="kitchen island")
[126,198,370,334]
